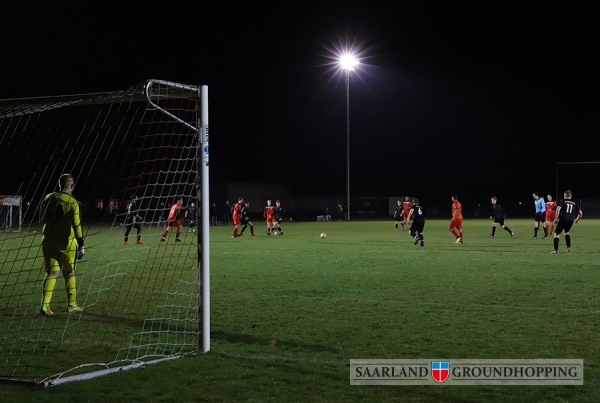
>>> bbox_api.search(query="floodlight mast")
[339,54,359,221]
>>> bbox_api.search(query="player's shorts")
[545,212,556,222]
[410,221,425,234]
[555,219,574,235]
[402,211,410,219]
[493,217,505,226]
[266,215,276,223]
[42,237,77,275]
[168,219,182,228]
[534,212,545,222]
[232,215,241,225]
[449,218,462,230]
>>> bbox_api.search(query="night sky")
[2,3,599,210]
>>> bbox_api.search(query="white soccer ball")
[320,232,326,238]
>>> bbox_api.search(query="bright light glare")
[339,54,360,71]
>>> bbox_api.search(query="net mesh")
[0,80,203,384]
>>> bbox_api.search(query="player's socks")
[42,276,57,305]
[565,234,571,249]
[65,275,77,307]
[553,237,559,251]
[534,228,538,238]
[504,226,512,234]
[250,226,255,235]
[491,227,496,237]
[451,229,460,239]
[395,223,398,230]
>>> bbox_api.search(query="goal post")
[0,80,210,385]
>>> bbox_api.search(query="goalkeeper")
[39,173,85,316]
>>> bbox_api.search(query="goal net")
[0,80,210,386]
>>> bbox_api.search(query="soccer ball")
[320,232,326,238]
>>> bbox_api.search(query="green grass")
[2,218,600,402]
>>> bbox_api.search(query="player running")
[449,195,464,244]
[489,197,514,238]
[263,199,276,235]
[402,195,412,230]
[161,197,184,242]
[408,198,425,247]
[545,194,557,235]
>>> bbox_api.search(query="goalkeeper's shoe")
[124,241,130,245]
[161,237,166,242]
[136,240,144,244]
[66,304,84,313]
[40,304,54,316]
[175,238,183,242]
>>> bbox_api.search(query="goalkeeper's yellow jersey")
[40,192,83,243]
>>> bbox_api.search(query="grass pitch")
[2,218,600,402]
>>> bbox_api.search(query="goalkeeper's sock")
[65,275,77,307]
[42,276,57,305]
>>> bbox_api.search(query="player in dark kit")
[239,201,256,237]
[551,190,583,254]
[407,198,425,247]
[186,202,197,232]
[393,200,403,230]
[274,199,285,235]
[124,194,144,245]
[489,197,514,238]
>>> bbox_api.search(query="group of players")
[38,171,586,317]
[532,191,583,254]
[393,191,583,254]
[230,197,285,238]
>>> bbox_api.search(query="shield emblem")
[431,361,449,383]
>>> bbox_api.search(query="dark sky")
[2,3,599,206]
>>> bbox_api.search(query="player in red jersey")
[161,197,184,242]
[545,194,557,235]
[231,196,244,238]
[449,195,464,244]
[263,199,276,235]
[402,195,412,230]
